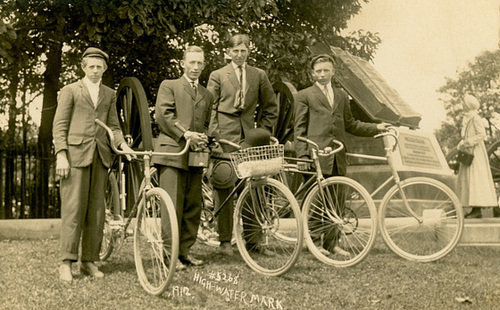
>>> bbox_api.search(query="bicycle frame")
[346,132,422,222]
[110,155,155,239]
[282,137,346,225]
[96,118,191,233]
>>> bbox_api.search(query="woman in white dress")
[456,94,499,218]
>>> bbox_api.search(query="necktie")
[324,85,333,108]
[191,81,197,98]
[235,66,244,110]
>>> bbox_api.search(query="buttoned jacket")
[153,77,213,170]
[52,79,125,168]
[207,63,278,145]
[294,84,378,175]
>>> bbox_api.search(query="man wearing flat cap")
[53,47,135,283]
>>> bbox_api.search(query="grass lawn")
[1,238,499,310]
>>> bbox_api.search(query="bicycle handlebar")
[297,136,344,156]
[374,126,399,151]
[213,135,279,152]
[95,119,191,157]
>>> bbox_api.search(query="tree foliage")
[436,50,500,154]
[2,0,381,103]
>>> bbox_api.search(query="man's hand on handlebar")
[298,156,311,171]
[184,131,209,151]
[119,142,137,161]
[376,122,392,131]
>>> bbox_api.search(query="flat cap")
[82,47,109,62]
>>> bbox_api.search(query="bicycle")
[210,138,304,276]
[96,119,190,295]
[280,137,378,267]
[347,128,464,262]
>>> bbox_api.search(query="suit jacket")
[207,64,278,145]
[153,77,213,170]
[294,84,378,176]
[52,79,125,168]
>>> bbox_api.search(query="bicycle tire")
[378,177,464,262]
[197,178,220,247]
[134,187,179,295]
[233,177,303,276]
[303,176,377,267]
[100,171,120,261]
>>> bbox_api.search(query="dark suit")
[294,84,378,176]
[53,79,125,262]
[153,76,212,256]
[294,83,378,251]
[207,63,278,243]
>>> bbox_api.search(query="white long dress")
[456,113,497,207]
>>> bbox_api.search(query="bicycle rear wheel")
[234,177,303,276]
[378,177,463,262]
[303,177,377,267]
[100,171,120,261]
[134,187,179,295]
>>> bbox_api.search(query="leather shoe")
[218,242,234,256]
[178,255,204,267]
[59,264,73,283]
[175,259,187,271]
[465,211,482,219]
[246,244,276,257]
[317,246,330,256]
[333,246,350,257]
[80,262,104,278]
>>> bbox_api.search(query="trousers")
[60,150,107,262]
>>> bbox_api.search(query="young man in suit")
[207,34,278,256]
[153,45,213,269]
[294,54,390,256]
[53,47,135,282]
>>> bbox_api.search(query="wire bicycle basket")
[230,144,284,179]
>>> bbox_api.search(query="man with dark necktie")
[207,34,278,256]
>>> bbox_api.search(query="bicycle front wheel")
[303,177,377,267]
[378,177,463,262]
[234,177,303,276]
[134,187,179,295]
[100,171,120,261]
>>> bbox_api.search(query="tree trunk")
[37,41,62,218]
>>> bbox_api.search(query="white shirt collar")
[316,81,332,90]
[183,75,198,86]
[231,62,246,70]
[83,76,101,89]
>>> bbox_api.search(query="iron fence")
[0,144,60,219]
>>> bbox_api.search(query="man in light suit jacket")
[53,47,134,283]
[207,34,278,255]
[294,54,389,256]
[153,45,213,269]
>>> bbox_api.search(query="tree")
[436,50,500,155]
[0,0,381,218]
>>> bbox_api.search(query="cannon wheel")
[272,81,297,144]
[487,140,500,192]
[115,77,153,214]
[116,77,154,150]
